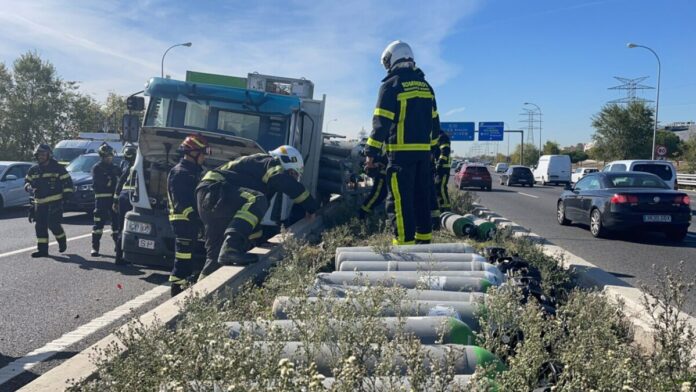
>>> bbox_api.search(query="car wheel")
[486,186,492,191]
[529,183,534,188]
[505,179,511,186]
[557,201,571,226]
[665,227,688,242]
[589,209,607,238]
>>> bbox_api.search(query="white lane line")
[0,284,169,386]
[0,230,110,259]
[517,192,539,199]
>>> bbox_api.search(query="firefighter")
[112,144,137,265]
[168,134,209,297]
[364,40,440,245]
[359,150,388,218]
[91,143,121,257]
[196,146,319,279]
[24,144,73,257]
[434,129,452,211]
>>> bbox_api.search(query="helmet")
[381,40,415,70]
[179,134,210,155]
[33,144,52,159]
[269,145,304,177]
[123,144,137,162]
[98,143,115,158]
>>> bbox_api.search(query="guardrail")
[677,173,696,187]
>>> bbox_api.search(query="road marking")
[517,192,539,199]
[0,284,168,386]
[0,230,110,259]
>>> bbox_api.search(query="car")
[556,172,691,240]
[533,155,571,185]
[0,161,33,211]
[494,163,509,173]
[64,153,124,212]
[500,165,534,187]
[53,133,124,165]
[602,160,678,189]
[454,164,492,191]
[571,167,599,184]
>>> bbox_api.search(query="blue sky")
[0,0,694,156]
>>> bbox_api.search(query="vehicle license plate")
[643,215,671,223]
[472,177,482,180]
[138,239,156,249]
[519,179,527,182]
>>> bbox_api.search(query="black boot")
[170,283,183,297]
[58,238,67,253]
[91,245,100,257]
[32,244,49,258]
[218,234,258,266]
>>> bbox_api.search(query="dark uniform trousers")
[197,182,268,279]
[435,172,451,210]
[35,202,66,253]
[114,190,132,259]
[361,169,388,215]
[169,220,200,283]
[386,158,433,245]
[93,197,118,250]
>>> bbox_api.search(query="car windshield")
[606,174,669,189]
[66,155,101,173]
[632,164,673,181]
[0,165,7,174]
[53,148,86,162]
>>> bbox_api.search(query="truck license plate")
[643,215,671,223]
[138,239,155,249]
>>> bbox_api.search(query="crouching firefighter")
[359,150,388,218]
[24,144,73,257]
[196,146,319,279]
[90,143,121,257]
[168,134,209,297]
[112,144,137,265]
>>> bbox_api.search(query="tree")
[682,134,696,173]
[543,140,561,155]
[562,148,589,163]
[510,143,540,167]
[655,130,683,159]
[591,101,653,161]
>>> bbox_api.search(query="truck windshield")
[144,97,289,152]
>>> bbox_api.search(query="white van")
[533,155,571,185]
[602,160,678,189]
[494,162,509,173]
[53,133,124,165]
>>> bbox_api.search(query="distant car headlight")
[126,220,152,235]
[78,184,93,191]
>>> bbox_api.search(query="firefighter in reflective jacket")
[364,40,440,245]
[91,143,121,257]
[434,129,452,211]
[168,134,209,296]
[359,150,388,218]
[196,146,319,279]
[112,144,137,265]
[24,144,73,258]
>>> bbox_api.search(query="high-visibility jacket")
[435,130,452,173]
[113,163,134,201]
[25,159,73,205]
[167,159,203,223]
[365,65,440,162]
[92,161,121,200]
[199,153,319,214]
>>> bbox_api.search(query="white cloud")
[444,106,467,117]
[0,0,482,138]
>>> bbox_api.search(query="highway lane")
[471,173,696,312]
[0,206,170,389]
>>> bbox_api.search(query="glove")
[112,202,119,214]
[27,205,35,223]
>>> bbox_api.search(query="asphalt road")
[0,206,170,390]
[470,173,696,313]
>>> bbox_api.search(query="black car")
[556,172,691,240]
[65,153,124,212]
[500,165,534,187]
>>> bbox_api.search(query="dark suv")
[455,165,492,191]
[501,165,534,187]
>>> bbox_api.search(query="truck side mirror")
[126,96,145,111]
[122,114,141,143]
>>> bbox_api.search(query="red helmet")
[179,134,210,155]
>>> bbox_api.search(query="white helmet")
[381,40,415,70]
[269,145,304,178]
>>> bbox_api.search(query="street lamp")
[326,118,338,132]
[627,42,661,160]
[161,42,192,78]
[524,102,542,157]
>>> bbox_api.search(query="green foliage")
[542,141,560,155]
[591,101,654,161]
[562,148,588,163]
[510,143,540,167]
[656,131,683,159]
[683,134,696,173]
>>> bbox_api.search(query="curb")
[19,203,334,391]
[470,202,696,357]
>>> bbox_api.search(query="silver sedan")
[0,161,33,211]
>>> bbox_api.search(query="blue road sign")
[441,122,475,141]
[478,122,505,141]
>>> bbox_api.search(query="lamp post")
[326,118,338,133]
[161,42,192,78]
[524,102,542,157]
[627,43,661,159]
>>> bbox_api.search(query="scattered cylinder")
[440,212,476,237]
[462,214,497,240]
[321,375,473,390]
[318,168,347,181]
[309,284,487,303]
[227,316,478,345]
[335,251,486,268]
[319,270,502,286]
[335,243,476,258]
[338,260,504,283]
[317,180,345,195]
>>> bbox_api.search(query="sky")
[0,0,694,157]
